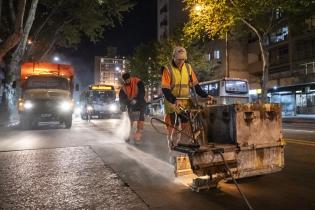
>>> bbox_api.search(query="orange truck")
[18,62,75,129]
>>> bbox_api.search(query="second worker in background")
[119,72,146,143]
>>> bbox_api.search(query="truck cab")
[18,62,75,129]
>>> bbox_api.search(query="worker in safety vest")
[161,46,214,149]
[119,72,146,143]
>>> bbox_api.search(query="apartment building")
[157,0,187,41]
[157,1,315,115]
[94,55,126,93]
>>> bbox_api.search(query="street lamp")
[195,4,203,12]
[53,56,60,62]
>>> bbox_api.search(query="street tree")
[0,0,27,63]
[129,34,212,90]
[9,0,133,79]
[10,0,39,80]
[183,0,313,101]
[155,34,212,81]
[128,42,160,88]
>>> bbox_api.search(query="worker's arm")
[194,84,208,98]
[136,80,145,101]
[162,88,176,103]
[119,89,129,107]
[190,68,210,98]
[161,67,176,104]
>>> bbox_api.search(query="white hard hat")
[172,46,187,60]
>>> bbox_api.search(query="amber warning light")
[21,62,74,80]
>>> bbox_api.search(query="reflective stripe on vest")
[166,63,192,97]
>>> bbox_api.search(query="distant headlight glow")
[109,103,118,112]
[87,105,93,111]
[74,107,81,115]
[24,101,33,109]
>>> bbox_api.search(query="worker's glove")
[130,99,137,106]
[207,95,217,105]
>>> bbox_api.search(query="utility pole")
[225,31,230,77]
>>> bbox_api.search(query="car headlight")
[24,100,33,109]
[60,101,73,112]
[109,103,118,112]
[87,105,93,111]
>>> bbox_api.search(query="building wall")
[204,38,249,81]
[94,56,126,93]
[157,0,187,40]
[156,0,315,94]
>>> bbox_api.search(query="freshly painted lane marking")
[283,129,315,133]
[286,139,315,146]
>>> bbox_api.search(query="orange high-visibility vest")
[122,77,141,100]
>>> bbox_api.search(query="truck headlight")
[87,105,93,111]
[24,101,33,109]
[60,101,73,112]
[109,103,118,112]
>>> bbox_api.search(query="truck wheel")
[65,115,72,129]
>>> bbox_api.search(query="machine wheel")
[65,115,72,129]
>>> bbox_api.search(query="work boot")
[134,120,144,143]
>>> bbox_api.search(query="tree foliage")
[128,33,212,87]
[26,0,134,60]
[128,42,160,87]
[183,0,313,101]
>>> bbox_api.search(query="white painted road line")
[283,129,315,133]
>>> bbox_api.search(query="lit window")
[214,50,220,60]
[306,15,315,29]
[270,26,288,43]
[208,53,211,61]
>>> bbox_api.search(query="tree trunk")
[258,37,269,102]
[0,0,26,62]
[240,18,269,102]
[9,0,16,24]
[10,0,39,80]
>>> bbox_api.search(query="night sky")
[61,0,157,88]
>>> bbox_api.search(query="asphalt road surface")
[0,116,314,210]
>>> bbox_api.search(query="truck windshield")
[25,76,69,90]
